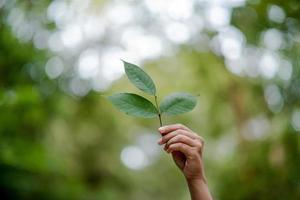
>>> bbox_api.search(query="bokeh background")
[1,0,300,199]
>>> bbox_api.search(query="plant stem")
[154,95,163,127]
[158,113,162,127]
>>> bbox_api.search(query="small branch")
[154,95,163,127]
[158,113,163,127]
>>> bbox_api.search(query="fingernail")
[157,138,162,145]
[158,127,165,132]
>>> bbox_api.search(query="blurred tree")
[0,0,300,200]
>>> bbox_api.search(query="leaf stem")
[154,95,163,127]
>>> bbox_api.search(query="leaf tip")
[121,59,130,66]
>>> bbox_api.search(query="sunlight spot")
[121,146,148,170]
[105,3,134,26]
[264,84,283,113]
[48,32,64,52]
[243,47,261,78]
[45,56,64,79]
[206,6,231,29]
[91,72,111,92]
[16,22,34,42]
[82,17,105,40]
[78,49,100,79]
[262,29,283,50]
[167,0,193,20]
[268,5,285,23]
[165,22,190,44]
[137,133,160,158]
[33,30,50,50]
[225,57,245,76]
[7,7,24,29]
[122,27,163,59]
[70,77,90,96]
[47,0,70,27]
[215,134,236,160]
[100,48,125,82]
[278,59,293,81]
[197,0,246,8]
[243,115,271,141]
[61,24,83,48]
[218,26,245,59]
[258,51,279,79]
[144,0,170,15]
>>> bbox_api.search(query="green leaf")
[159,92,197,116]
[107,93,158,118]
[123,60,156,95]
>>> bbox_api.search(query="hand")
[158,124,206,181]
[158,124,213,200]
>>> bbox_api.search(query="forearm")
[186,178,213,200]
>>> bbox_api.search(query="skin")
[158,124,213,200]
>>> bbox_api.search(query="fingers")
[158,129,202,145]
[165,134,199,149]
[157,124,205,156]
[166,143,198,159]
[163,134,203,155]
[158,124,191,135]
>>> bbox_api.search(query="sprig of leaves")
[107,60,198,126]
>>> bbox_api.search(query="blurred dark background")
[0,0,300,199]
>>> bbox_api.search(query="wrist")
[185,172,207,184]
[186,177,207,188]
[186,178,212,200]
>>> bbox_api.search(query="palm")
[172,150,203,179]
[172,151,186,170]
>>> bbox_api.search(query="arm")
[158,124,213,200]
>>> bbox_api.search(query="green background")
[1,0,300,199]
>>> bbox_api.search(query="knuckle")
[166,141,171,147]
[169,136,179,144]
[173,130,182,136]
[169,144,177,150]
[195,138,203,146]
[177,129,186,135]
[169,143,176,148]
[195,135,204,143]
[194,135,202,140]
[168,136,182,146]
[169,136,178,144]
[195,139,203,146]
[179,143,186,150]
[177,134,185,141]
[196,144,202,152]
[163,138,170,144]
[176,123,184,129]
[176,123,183,127]
[163,132,175,142]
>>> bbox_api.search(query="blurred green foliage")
[1,0,300,200]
